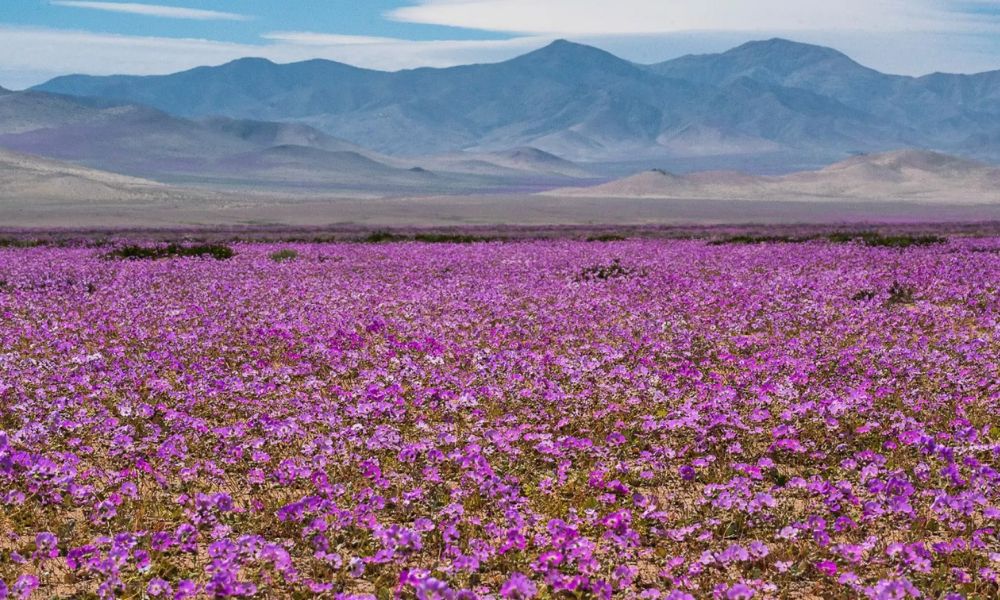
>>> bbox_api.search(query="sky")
[1,0,1000,89]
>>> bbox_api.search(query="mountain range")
[0,86,592,193]
[30,38,1000,169]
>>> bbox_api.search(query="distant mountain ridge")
[0,85,595,193]
[31,38,1000,164]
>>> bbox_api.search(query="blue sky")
[1,1,512,43]
[1,0,1000,89]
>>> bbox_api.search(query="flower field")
[1,237,999,599]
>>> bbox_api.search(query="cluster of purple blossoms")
[0,237,998,597]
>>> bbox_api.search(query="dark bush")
[851,282,916,305]
[104,243,235,261]
[269,249,299,262]
[828,232,947,248]
[362,231,405,243]
[173,244,234,259]
[105,246,161,260]
[709,235,813,245]
[869,234,947,248]
[586,234,628,242]
[0,238,45,248]
[887,281,916,305]
[577,259,642,281]
[709,232,948,248]
[827,232,863,244]
[413,233,497,244]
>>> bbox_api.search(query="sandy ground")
[2,193,1000,229]
[2,148,996,228]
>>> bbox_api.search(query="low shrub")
[708,235,812,245]
[867,234,947,248]
[269,249,299,262]
[828,232,947,248]
[362,231,405,243]
[851,282,916,305]
[577,258,642,281]
[0,237,46,248]
[104,243,235,261]
[413,233,497,244]
[887,281,916,305]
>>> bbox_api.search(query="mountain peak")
[734,38,842,54]
[649,36,882,95]
[723,38,857,68]
[515,39,626,65]
[507,39,640,78]
[225,57,276,67]
[214,57,278,72]
[543,39,597,52]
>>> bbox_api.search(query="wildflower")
[146,578,172,597]
[34,532,58,559]
[12,576,37,600]
[500,573,537,599]
[815,560,837,576]
[726,583,754,599]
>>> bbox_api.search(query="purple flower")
[92,499,118,523]
[146,578,172,597]
[34,532,58,559]
[816,560,838,576]
[174,579,198,600]
[726,583,754,599]
[12,575,37,600]
[500,573,537,599]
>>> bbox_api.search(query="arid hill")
[546,150,1000,203]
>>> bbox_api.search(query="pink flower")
[815,560,838,576]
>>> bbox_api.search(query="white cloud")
[261,32,407,46]
[258,31,547,64]
[0,27,253,80]
[50,1,250,21]
[0,26,547,88]
[387,0,997,35]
